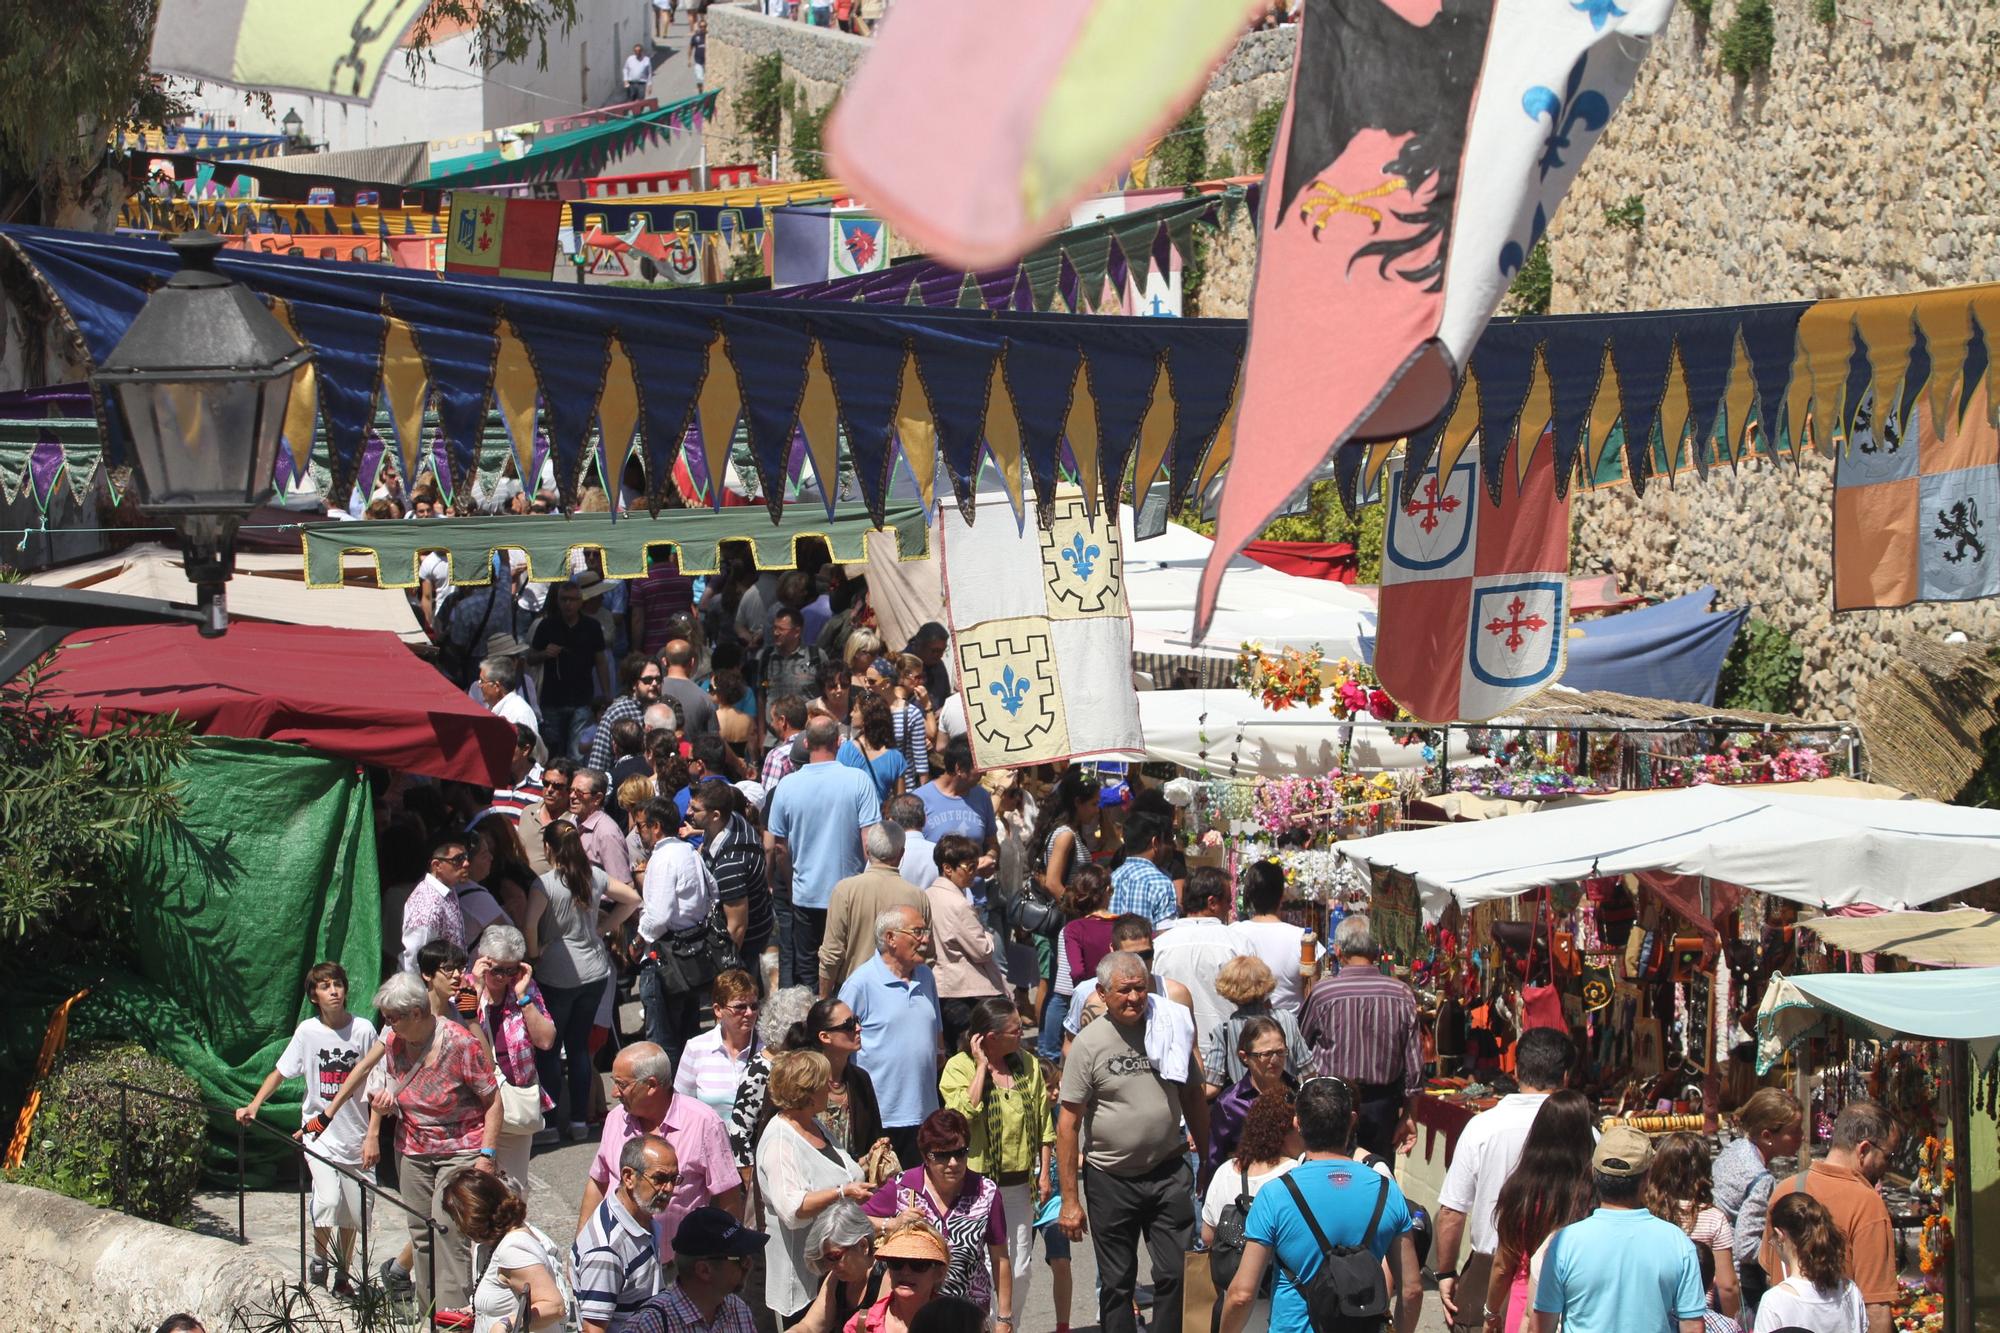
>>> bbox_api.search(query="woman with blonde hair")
[1199,954,1312,1091]
[758,1050,872,1327]
[1645,1131,1741,1318]
[1754,1192,1865,1333]
[1714,1087,1805,1312]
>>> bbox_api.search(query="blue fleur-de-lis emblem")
[1059,532,1100,581]
[454,207,478,249]
[1571,0,1627,31]
[988,665,1032,716]
[1522,53,1611,178]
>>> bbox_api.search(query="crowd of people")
[218,538,1910,1333]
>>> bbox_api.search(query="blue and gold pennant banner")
[8,221,2000,562]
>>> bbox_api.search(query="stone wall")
[703,4,870,179]
[0,1182,345,1333]
[1546,0,2000,714]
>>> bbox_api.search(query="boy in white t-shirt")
[238,962,378,1294]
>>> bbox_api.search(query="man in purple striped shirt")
[1299,913,1422,1159]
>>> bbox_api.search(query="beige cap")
[1592,1125,1655,1177]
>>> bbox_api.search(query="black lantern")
[280,107,304,146]
[92,230,311,636]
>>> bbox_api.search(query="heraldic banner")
[939,492,1144,769]
[1833,376,2000,611]
[1375,435,1571,725]
[445,193,562,282]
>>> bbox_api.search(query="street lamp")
[92,230,312,636]
[280,107,304,146]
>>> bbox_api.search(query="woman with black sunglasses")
[860,1109,1013,1326]
[848,1222,950,1333]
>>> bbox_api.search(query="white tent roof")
[24,543,428,644]
[1122,516,1376,662]
[1134,689,1432,777]
[1335,783,2000,919]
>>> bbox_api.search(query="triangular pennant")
[1611,333,1675,496]
[1740,307,1803,455]
[598,338,642,509]
[1078,345,1155,514]
[1841,328,1874,446]
[1511,350,1555,496]
[379,315,432,487]
[982,360,1026,522]
[1062,363,1099,510]
[508,315,611,503]
[1164,337,1242,510]
[1898,317,1931,440]
[909,328,999,520]
[1062,232,1114,311]
[491,321,540,488]
[1548,339,1605,497]
[693,327,742,509]
[1853,298,1918,441]
[1001,334,1085,517]
[816,320,909,524]
[1128,359,1177,506]
[716,310,815,520]
[1721,334,1757,465]
[266,298,321,474]
[623,320,712,516]
[1584,350,1623,484]
[1656,345,1693,478]
[391,298,499,494]
[792,340,841,517]
[1471,333,1540,500]
[283,299,388,500]
[894,349,940,515]
[1962,311,1991,430]
[1919,301,1971,438]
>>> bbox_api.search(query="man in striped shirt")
[1108,812,1179,928]
[574,1133,673,1333]
[487,723,545,821]
[1299,913,1422,1159]
[761,694,808,793]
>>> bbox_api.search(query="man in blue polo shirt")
[1534,1127,1705,1333]
[838,902,942,1167]
[765,716,879,987]
[1221,1077,1424,1333]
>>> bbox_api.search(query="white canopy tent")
[24,542,429,645]
[1335,783,2000,921]
[1134,688,1434,777]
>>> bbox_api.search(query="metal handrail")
[108,1079,439,1311]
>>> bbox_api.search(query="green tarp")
[6,737,380,1170]
[304,503,932,588]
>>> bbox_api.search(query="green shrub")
[1603,195,1646,232]
[1719,0,1776,78]
[738,52,784,168]
[1811,0,1835,23]
[1149,104,1208,190]
[1716,616,1802,714]
[15,1043,205,1223]
[1685,0,1713,20]
[1505,238,1552,315]
[1239,100,1286,176]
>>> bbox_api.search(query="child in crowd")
[237,962,379,1294]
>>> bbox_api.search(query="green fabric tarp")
[304,503,932,588]
[5,736,380,1174]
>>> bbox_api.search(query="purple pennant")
[28,430,65,509]
[272,446,295,494]
[683,423,712,503]
[431,432,454,503]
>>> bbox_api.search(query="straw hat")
[485,632,530,658]
[873,1222,948,1265]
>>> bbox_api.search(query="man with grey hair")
[477,653,544,751]
[818,819,927,995]
[573,1133,673,1333]
[570,767,635,891]
[1300,912,1422,1158]
[885,793,938,889]
[642,701,680,740]
[837,902,941,1165]
[578,1042,742,1266]
[1059,949,1202,1333]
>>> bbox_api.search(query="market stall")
[1756,967,2000,1333]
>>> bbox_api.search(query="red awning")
[38,622,513,785]
[1240,540,1359,583]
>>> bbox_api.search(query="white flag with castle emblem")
[939,491,1145,769]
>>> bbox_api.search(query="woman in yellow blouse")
[938,996,1054,1326]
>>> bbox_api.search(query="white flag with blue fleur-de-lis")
[938,490,1145,769]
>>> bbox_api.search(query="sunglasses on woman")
[826,1018,861,1034]
[885,1259,942,1275]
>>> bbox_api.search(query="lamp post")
[92,230,312,636]
[281,107,304,147]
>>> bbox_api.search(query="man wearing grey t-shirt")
[1058,951,1203,1333]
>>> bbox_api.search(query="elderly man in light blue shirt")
[766,716,880,989]
[838,902,942,1167]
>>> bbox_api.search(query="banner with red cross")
[1374,432,1571,724]
[443,192,562,282]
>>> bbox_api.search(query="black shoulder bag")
[1275,1170,1392,1332]
[1208,1176,1258,1292]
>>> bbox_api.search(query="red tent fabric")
[1240,540,1359,583]
[39,622,513,785]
